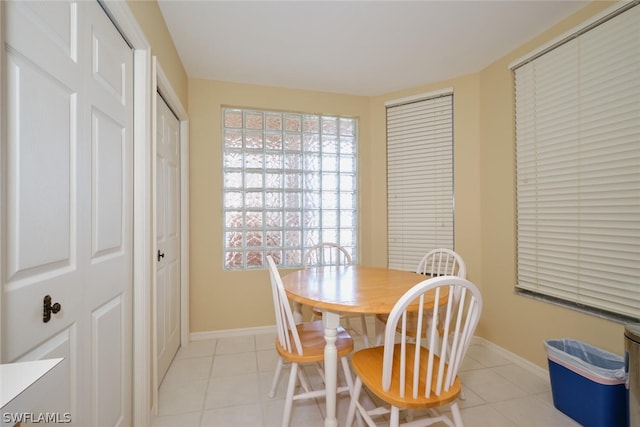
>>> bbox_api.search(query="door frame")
[151,58,190,414]
[0,0,5,366]
[103,2,192,425]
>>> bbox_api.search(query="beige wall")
[188,74,484,334]
[187,1,627,369]
[126,0,188,108]
[188,80,371,331]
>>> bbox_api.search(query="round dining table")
[281,265,437,427]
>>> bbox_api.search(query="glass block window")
[222,108,358,269]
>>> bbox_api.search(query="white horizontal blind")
[514,4,640,319]
[387,95,454,271]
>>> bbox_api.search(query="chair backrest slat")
[412,296,425,398]
[382,276,482,401]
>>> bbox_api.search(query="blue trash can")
[545,339,627,427]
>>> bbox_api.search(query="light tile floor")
[152,323,581,427]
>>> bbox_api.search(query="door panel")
[9,69,72,273]
[92,296,124,427]
[7,1,78,71]
[92,108,125,256]
[16,327,76,418]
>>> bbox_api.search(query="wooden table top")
[281,265,443,314]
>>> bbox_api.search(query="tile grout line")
[197,339,218,427]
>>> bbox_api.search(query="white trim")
[98,2,152,426]
[191,325,278,341]
[0,0,5,363]
[179,117,190,347]
[131,48,152,427]
[101,0,149,48]
[150,57,159,417]
[509,0,635,70]
[384,87,453,108]
[157,66,188,119]
[471,336,549,381]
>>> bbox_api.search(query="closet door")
[2,1,133,425]
[156,93,181,383]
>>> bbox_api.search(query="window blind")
[513,4,640,319]
[387,94,454,271]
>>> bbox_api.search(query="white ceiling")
[157,0,589,96]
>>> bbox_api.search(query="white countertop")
[0,358,64,413]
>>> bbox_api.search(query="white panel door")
[155,94,181,383]
[2,1,133,426]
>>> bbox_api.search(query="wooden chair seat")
[276,320,354,364]
[351,344,461,410]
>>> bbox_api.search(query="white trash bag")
[545,339,625,381]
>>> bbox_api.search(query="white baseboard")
[472,336,549,380]
[190,325,277,341]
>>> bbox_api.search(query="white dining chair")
[375,248,466,345]
[304,242,372,348]
[265,255,355,427]
[303,241,353,268]
[346,275,483,427]
[415,248,466,278]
